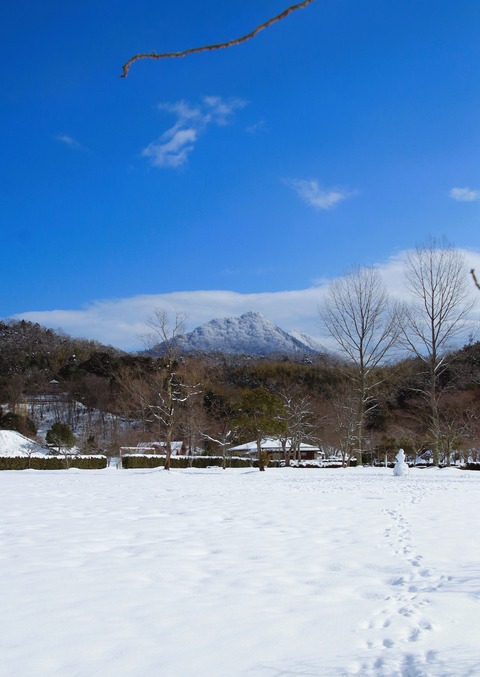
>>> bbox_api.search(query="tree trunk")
[165,424,172,470]
[257,440,266,471]
[430,363,440,467]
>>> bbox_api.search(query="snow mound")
[0,430,48,457]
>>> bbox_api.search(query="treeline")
[1,317,480,465]
[0,319,122,400]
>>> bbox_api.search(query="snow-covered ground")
[1,467,479,677]
[0,429,48,456]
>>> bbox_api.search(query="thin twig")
[121,0,316,78]
[471,269,480,290]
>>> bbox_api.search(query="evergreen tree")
[235,388,285,471]
[46,422,76,453]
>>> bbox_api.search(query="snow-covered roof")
[230,438,320,454]
[134,441,201,456]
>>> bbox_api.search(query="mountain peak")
[150,312,321,357]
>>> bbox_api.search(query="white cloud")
[142,96,246,169]
[8,289,329,352]
[284,178,356,210]
[202,96,246,125]
[449,187,480,202]
[142,128,198,168]
[55,134,83,150]
[159,100,203,123]
[8,248,480,352]
[246,120,265,134]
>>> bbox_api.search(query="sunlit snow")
[1,467,479,676]
[0,430,48,457]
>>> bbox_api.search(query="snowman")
[393,448,409,476]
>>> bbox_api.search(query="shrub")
[46,422,76,451]
[0,455,107,470]
[228,457,253,468]
[0,457,29,470]
[120,455,253,469]
[252,458,282,468]
[31,456,65,470]
[121,455,166,469]
[69,456,107,469]
[191,456,223,468]
[170,457,190,468]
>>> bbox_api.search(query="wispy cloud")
[8,249,480,352]
[283,178,356,210]
[246,120,265,134]
[7,289,328,351]
[54,134,84,150]
[449,187,480,202]
[141,96,246,169]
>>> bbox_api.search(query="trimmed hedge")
[466,462,480,471]
[69,456,108,470]
[0,455,108,471]
[0,457,32,470]
[121,455,253,469]
[252,459,282,468]
[121,455,165,469]
[228,457,254,468]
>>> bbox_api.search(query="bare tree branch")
[471,268,480,290]
[121,0,316,78]
[402,236,476,466]
[319,265,400,463]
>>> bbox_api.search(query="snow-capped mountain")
[151,312,322,356]
[288,330,325,353]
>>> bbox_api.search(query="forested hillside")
[1,318,480,465]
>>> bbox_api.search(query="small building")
[229,437,323,461]
[119,441,202,457]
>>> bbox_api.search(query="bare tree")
[319,266,399,464]
[389,422,429,467]
[437,393,477,466]
[202,389,238,468]
[177,364,206,464]
[121,0,316,78]
[202,428,238,469]
[402,236,476,465]
[121,310,201,470]
[276,388,318,465]
[5,373,26,413]
[471,269,480,290]
[329,385,359,467]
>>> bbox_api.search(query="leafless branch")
[471,269,480,290]
[121,0,316,78]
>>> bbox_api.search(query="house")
[119,441,202,457]
[229,437,323,461]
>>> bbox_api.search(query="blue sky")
[2,0,480,349]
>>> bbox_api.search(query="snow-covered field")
[1,467,479,677]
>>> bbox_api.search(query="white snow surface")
[1,467,480,677]
[0,429,48,456]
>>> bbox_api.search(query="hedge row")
[466,462,480,471]
[0,456,108,471]
[121,455,254,469]
[252,459,283,468]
